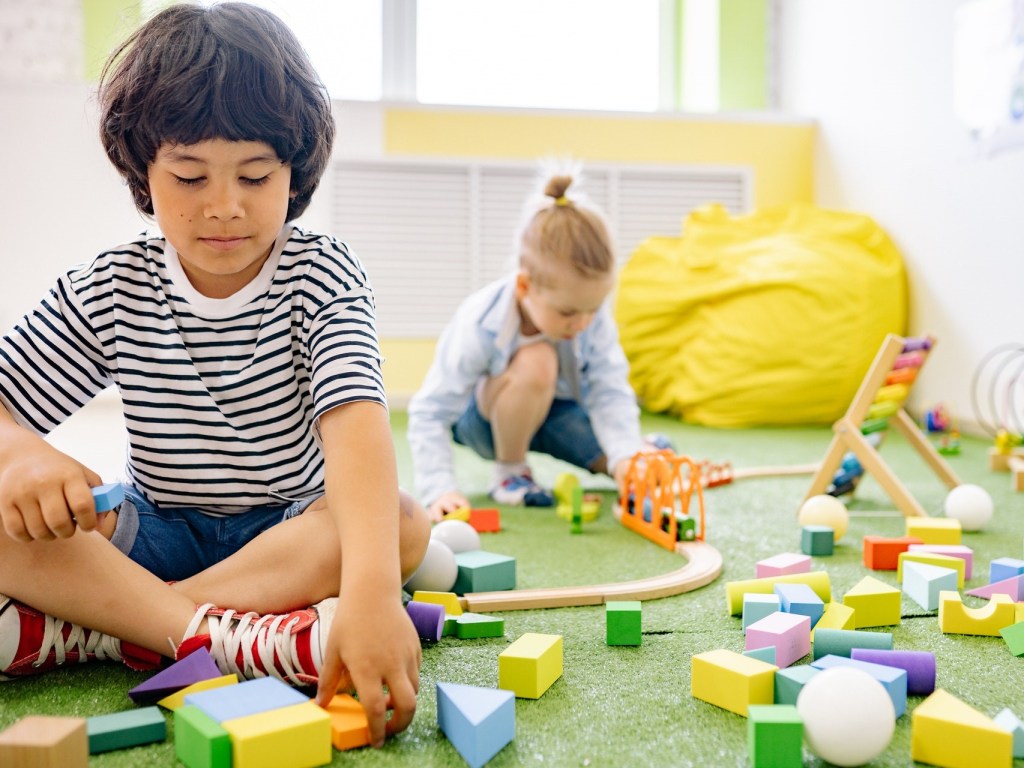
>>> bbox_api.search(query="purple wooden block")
[128,646,221,704]
[850,648,936,696]
[745,611,810,668]
[907,544,973,580]
[407,600,445,641]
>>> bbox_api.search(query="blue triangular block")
[437,682,514,767]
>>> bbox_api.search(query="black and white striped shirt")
[0,226,385,512]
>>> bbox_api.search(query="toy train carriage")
[618,450,707,551]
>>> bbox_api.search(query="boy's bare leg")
[174,490,430,614]
[478,342,557,463]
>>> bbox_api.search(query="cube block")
[452,550,516,594]
[606,601,642,646]
[800,525,833,556]
[0,716,88,768]
[498,633,563,699]
[174,705,231,768]
[748,704,803,768]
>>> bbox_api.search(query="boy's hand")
[315,590,421,747]
[427,490,471,522]
[0,427,102,542]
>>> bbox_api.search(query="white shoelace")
[34,615,122,670]
[186,604,310,686]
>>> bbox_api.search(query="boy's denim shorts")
[109,485,320,582]
[452,396,603,471]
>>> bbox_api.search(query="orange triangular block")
[912,689,1012,768]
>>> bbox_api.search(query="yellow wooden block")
[906,517,962,545]
[691,649,777,716]
[810,601,856,640]
[325,694,370,751]
[157,674,238,710]
[498,633,563,699]
[896,551,966,589]
[938,592,1017,636]
[842,575,901,628]
[0,716,89,768]
[410,590,463,616]
[446,506,471,522]
[725,571,831,616]
[911,689,1012,768]
[222,700,330,768]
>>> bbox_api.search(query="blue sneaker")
[490,475,554,507]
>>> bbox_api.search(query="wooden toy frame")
[802,333,960,518]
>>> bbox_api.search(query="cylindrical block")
[406,600,445,642]
[850,648,936,695]
[812,627,892,660]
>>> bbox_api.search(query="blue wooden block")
[129,646,221,704]
[990,557,1024,584]
[452,550,516,595]
[184,677,308,723]
[437,682,515,768]
[86,706,166,754]
[774,582,825,627]
[774,665,820,705]
[742,594,781,634]
[810,654,907,717]
[91,483,125,512]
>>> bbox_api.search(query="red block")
[863,535,923,570]
[469,508,501,533]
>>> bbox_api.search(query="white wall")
[778,0,1024,435]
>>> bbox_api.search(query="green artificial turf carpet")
[2,411,1023,767]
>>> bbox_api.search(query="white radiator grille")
[332,159,751,337]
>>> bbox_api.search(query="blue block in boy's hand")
[92,483,125,512]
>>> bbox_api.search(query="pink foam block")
[850,648,936,695]
[755,553,812,578]
[907,544,974,580]
[745,612,810,668]
[965,574,1024,601]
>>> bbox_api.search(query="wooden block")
[812,627,893,660]
[906,517,962,545]
[605,600,642,646]
[898,550,966,589]
[159,675,238,711]
[0,716,88,768]
[800,525,833,556]
[452,550,516,595]
[809,602,856,641]
[842,575,901,627]
[989,557,1024,584]
[173,705,231,768]
[773,582,824,627]
[755,553,812,578]
[130,646,222,705]
[325,694,370,751]
[725,571,831,616]
[745,612,810,668]
[773,665,819,706]
[410,590,462,616]
[939,591,1017,636]
[912,689,1012,768]
[907,543,973,579]
[999,620,1024,656]
[184,677,308,723]
[436,682,515,768]
[811,654,907,717]
[902,560,959,611]
[86,707,166,754]
[747,705,802,768]
[993,708,1024,759]
[863,535,923,570]
[455,612,504,639]
[468,508,501,532]
[498,633,563,699]
[691,649,777,716]
[222,700,330,768]
[742,594,781,633]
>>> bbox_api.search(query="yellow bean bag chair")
[614,203,907,427]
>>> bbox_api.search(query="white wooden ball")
[430,519,481,553]
[796,667,895,766]
[943,484,994,531]
[403,538,457,593]
[798,494,850,542]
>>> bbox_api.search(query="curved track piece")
[459,540,723,612]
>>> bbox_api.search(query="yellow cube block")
[896,551,966,589]
[842,575,901,627]
[691,649,777,716]
[906,517,962,545]
[222,701,330,768]
[810,601,856,640]
[410,591,463,616]
[911,689,1012,768]
[725,571,832,615]
[938,592,1017,636]
[498,633,563,699]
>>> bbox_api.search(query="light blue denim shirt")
[406,274,643,505]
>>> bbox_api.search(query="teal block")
[606,601,642,646]
[452,550,516,595]
[744,646,776,664]
[87,706,166,754]
[812,627,892,660]
[456,612,505,639]
[174,705,231,768]
[801,525,834,556]
[743,594,781,633]
[748,705,803,768]
[774,665,819,705]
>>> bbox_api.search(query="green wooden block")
[801,525,834,556]
[748,704,803,768]
[455,612,505,639]
[452,550,516,595]
[774,665,819,705]
[606,601,642,646]
[86,706,166,754]
[174,705,231,768]
[443,615,459,637]
[1000,620,1024,656]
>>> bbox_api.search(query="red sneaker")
[0,595,162,679]
[176,597,336,687]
